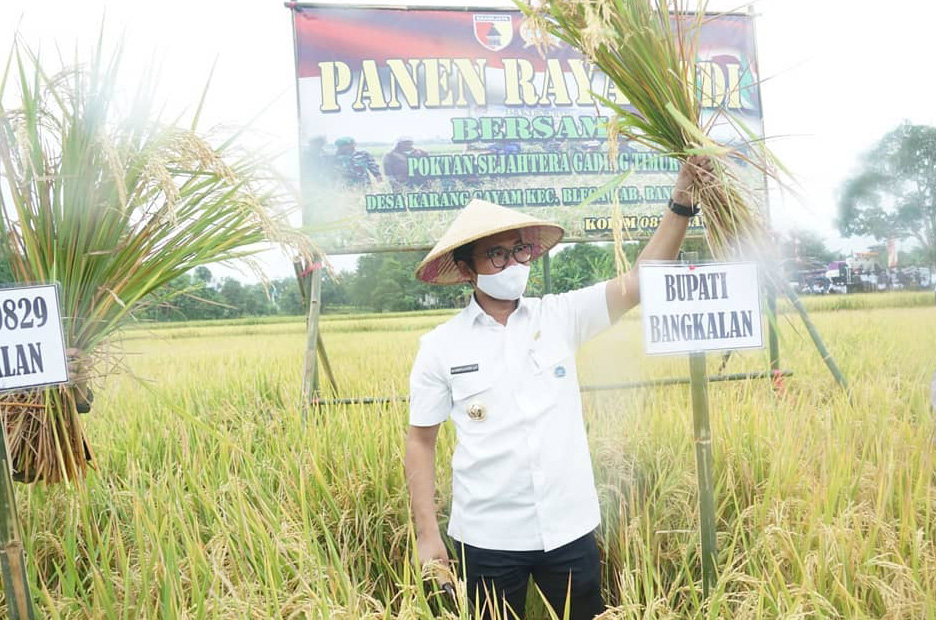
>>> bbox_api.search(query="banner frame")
[288,1,761,255]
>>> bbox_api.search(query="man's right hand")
[405,424,451,586]
[416,530,450,570]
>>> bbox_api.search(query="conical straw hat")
[416,199,564,285]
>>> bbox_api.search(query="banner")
[292,5,764,254]
[887,238,898,269]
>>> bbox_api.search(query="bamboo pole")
[689,352,717,599]
[767,284,780,373]
[0,421,35,619]
[782,286,848,391]
[300,370,796,406]
[302,265,323,413]
[542,249,551,295]
[293,258,338,401]
[316,334,337,396]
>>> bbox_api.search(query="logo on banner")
[473,14,513,51]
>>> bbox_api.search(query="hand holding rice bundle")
[518,0,777,261]
[518,0,850,391]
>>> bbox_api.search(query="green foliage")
[146,238,714,321]
[193,266,213,284]
[321,270,349,308]
[346,252,469,312]
[778,229,836,277]
[141,274,223,322]
[839,122,936,268]
[0,42,295,354]
[551,243,617,293]
[784,229,835,265]
[0,38,305,482]
[276,277,306,315]
[158,240,701,320]
[336,246,637,311]
[0,251,11,283]
[898,245,935,267]
[135,268,320,322]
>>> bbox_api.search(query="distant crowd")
[793,263,933,295]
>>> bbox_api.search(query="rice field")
[7,291,936,619]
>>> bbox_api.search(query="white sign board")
[639,261,763,356]
[0,284,69,392]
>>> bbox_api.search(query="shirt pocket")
[522,338,575,415]
[450,368,496,430]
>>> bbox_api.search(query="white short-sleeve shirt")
[409,282,611,552]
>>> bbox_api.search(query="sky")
[1,0,934,278]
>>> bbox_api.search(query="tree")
[779,229,835,268]
[145,274,194,321]
[350,254,387,310]
[678,236,713,261]
[550,243,616,293]
[372,256,415,312]
[242,283,274,316]
[0,253,12,283]
[275,277,306,315]
[897,245,933,268]
[219,278,247,318]
[321,271,351,308]
[193,266,213,286]
[839,123,936,269]
[528,240,661,296]
[346,252,467,312]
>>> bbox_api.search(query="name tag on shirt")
[450,363,479,375]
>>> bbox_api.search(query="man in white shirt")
[405,157,710,619]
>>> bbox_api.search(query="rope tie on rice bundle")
[64,348,95,414]
[0,348,95,484]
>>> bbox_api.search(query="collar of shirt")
[464,293,531,327]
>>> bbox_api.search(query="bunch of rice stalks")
[0,38,311,483]
[518,0,778,259]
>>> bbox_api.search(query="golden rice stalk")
[518,0,779,261]
[0,38,317,483]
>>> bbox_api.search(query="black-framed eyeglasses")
[477,243,534,269]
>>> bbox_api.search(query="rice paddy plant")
[0,296,931,618]
[517,0,780,262]
[0,38,309,483]
[514,0,854,396]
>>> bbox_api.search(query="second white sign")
[638,261,764,356]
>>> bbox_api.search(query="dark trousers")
[453,532,604,620]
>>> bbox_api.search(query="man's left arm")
[605,155,712,322]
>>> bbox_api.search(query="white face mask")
[476,263,530,301]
